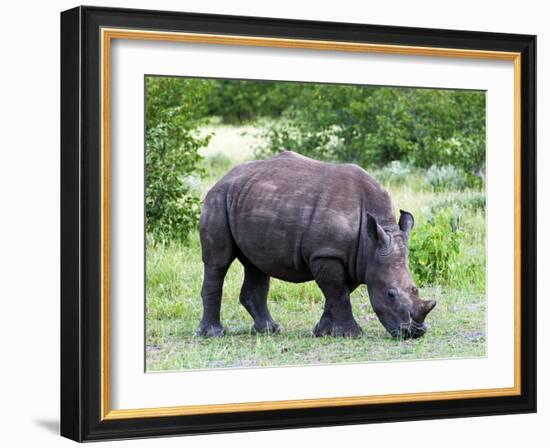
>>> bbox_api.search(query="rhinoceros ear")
[399,209,414,238]
[367,213,390,249]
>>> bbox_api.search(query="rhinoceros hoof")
[195,323,225,337]
[313,318,334,337]
[332,322,363,338]
[314,319,363,338]
[253,320,282,335]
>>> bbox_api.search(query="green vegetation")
[145,77,486,371]
[255,86,485,178]
[145,127,486,371]
[199,80,485,178]
[145,77,213,244]
[147,233,485,370]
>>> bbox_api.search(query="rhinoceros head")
[364,210,436,339]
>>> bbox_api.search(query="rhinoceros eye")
[387,288,398,300]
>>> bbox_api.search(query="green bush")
[202,153,233,175]
[146,76,486,182]
[371,160,413,186]
[425,192,485,219]
[255,119,339,162]
[145,77,213,245]
[423,165,468,191]
[205,80,303,124]
[255,85,486,180]
[409,208,462,286]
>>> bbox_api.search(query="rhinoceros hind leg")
[311,258,363,338]
[239,261,281,335]
[196,264,231,337]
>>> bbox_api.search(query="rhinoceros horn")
[366,213,391,249]
[415,299,437,322]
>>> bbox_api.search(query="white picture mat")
[109,38,515,410]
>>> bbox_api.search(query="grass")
[198,122,262,163]
[146,234,485,371]
[146,124,486,371]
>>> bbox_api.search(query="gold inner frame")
[100,27,522,420]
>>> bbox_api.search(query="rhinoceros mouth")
[391,318,427,339]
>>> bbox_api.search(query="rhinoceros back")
[200,151,394,282]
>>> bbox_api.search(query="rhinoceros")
[196,151,436,339]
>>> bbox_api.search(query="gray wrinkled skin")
[196,151,436,338]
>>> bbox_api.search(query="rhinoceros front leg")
[311,259,363,338]
[239,262,281,334]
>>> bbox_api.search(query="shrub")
[145,77,213,245]
[146,77,486,184]
[425,192,485,219]
[423,165,468,191]
[408,208,462,286]
[255,120,339,162]
[371,160,412,186]
[205,80,304,124]
[256,85,486,177]
[203,152,233,173]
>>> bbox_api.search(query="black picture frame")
[61,5,536,442]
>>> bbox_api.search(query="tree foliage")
[255,85,485,179]
[145,77,213,244]
[204,80,303,124]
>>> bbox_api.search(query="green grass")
[146,124,486,371]
[146,233,485,371]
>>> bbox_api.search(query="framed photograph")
[60,6,536,442]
